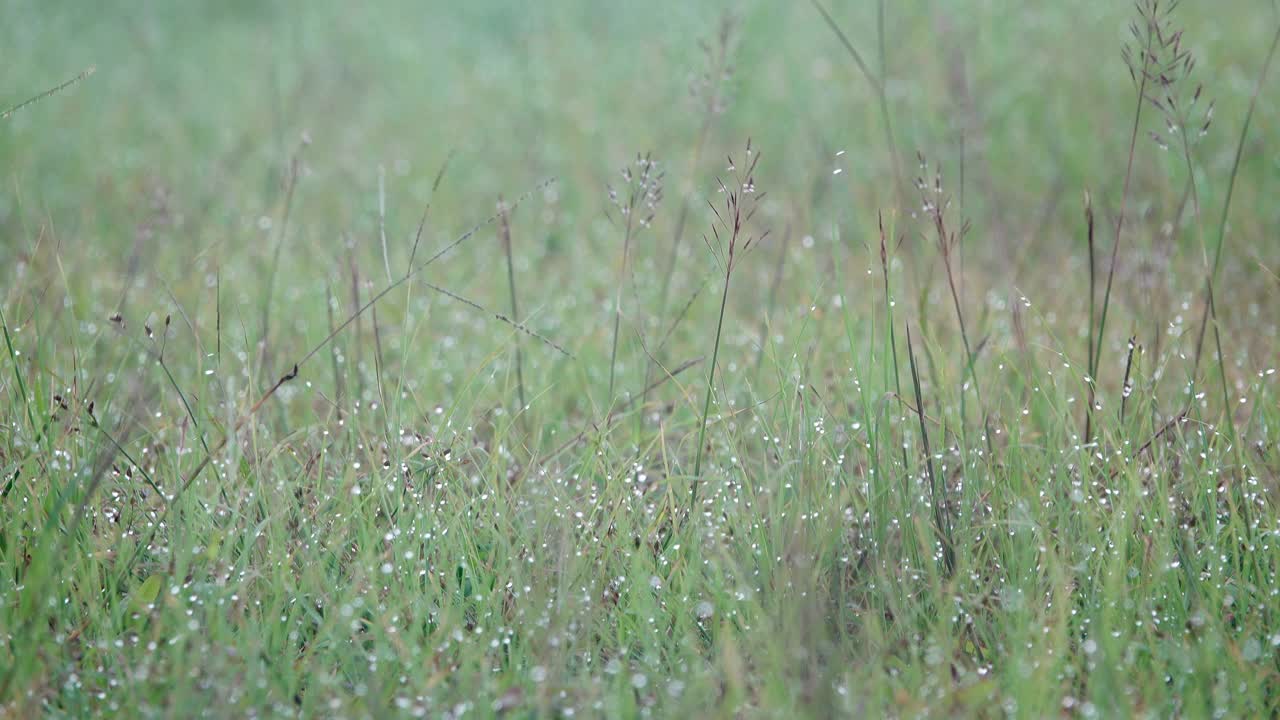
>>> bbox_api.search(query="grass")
[2,0,1280,717]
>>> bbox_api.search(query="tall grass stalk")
[498,197,527,421]
[811,0,904,206]
[1134,0,1233,440]
[1084,191,1097,445]
[877,213,912,481]
[1175,120,1234,443]
[1091,0,1162,400]
[1,65,95,120]
[378,164,392,283]
[1191,23,1280,384]
[692,141,766,502]
[0,307,39,448]
[906,322,954,576]
[879,212,924,570]
[645,14,736,427]
[915,154,991,462]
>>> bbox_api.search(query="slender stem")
[943,256,974,415]
[691,266,731,500]
[1092,32,1153,384]
[379,164,392,283]
[1178,130,1234,445]
[1,65,95,120]
[907,323,954,576]
[1192,24,1280,378]
[943,259,976,391]
[158,356,211,458]
[811,0,904,206]
[1120,337,1137,424]
[215,265,222,367]
[0,307,40,448]
[499,201,527,417]
[643,132,707,435]
[1084,194,1097,445]
[943,249,994,468]
[877,0,887,79]
[607,212,635,402]
[647,16,734,419]
[879,219,920,569]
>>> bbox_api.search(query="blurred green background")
[5,0,1277,276]
[4,0,1279,442]
[6,0,1280,428]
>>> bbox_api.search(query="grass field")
[3,0,1280,716]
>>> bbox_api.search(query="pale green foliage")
[2,1,1279,717]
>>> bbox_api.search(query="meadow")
[2,0,1280,716]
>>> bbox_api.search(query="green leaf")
[132,574,163,612]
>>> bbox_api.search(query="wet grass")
[2,1,1280,717]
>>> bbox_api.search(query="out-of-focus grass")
[2,0,1279,717]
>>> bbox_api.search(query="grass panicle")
[605,153,664,403]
